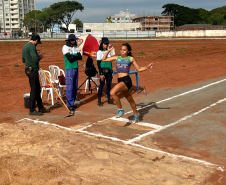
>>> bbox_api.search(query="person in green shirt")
[96,37,114,106]
[22,35,50,116]
[62,34,82,110]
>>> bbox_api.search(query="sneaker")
[132,112,140,123]
[116,109,124,118]
[69,106,75,111]
[108,99,115,104]
[39,108,50,113]
[97,100,103,106]
[29,110,43,116]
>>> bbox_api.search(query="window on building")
[155,18,158,21]
[6,28,10,30]
[153,27,157,30]
[86,29,91,32]
[0,14,3,16]
[118,18,120,20]
[4,0,8,1]
[5,3,9,6]
[6,18,9,21]
[6,23,9,25]
[5,13,9,16]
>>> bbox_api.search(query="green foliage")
[73,18,83,28]
[106,16,112,23]
[50,1,84,32]
[162,4,206,27]
[40,7,61,35]
[208,13,226,25]
[23,10,42,31]
[197,8,212,23]
[211,6,226,18]
[17,30,23,37]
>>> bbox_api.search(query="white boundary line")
[125,78,226,115]
[15,117,224,171]
[109,117,163,129]
[128,97,226,143]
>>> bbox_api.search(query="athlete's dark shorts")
[118,75,132,90]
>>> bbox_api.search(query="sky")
[36,0,226,23]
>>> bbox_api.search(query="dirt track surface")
[1,39,226,184]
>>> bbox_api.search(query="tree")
[39,7,61,37]
[50,1,84,32]
[211,6,226,18]
[197,8,212,23]
[162,4,202,27]
[208,13,226,25]
[106,16,112,23]
[73,18,83,29]
[23,10,42,33]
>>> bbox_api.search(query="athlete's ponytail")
[122,43,133,56]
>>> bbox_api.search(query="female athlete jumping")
[102,43,154,123]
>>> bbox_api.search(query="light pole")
[103,22,104,37]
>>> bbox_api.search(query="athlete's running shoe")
[132,112,140,123]
[116,109,124,118]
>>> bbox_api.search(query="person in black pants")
[22,35,50,116]
[96,37,114,106]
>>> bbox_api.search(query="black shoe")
[69,106,75,111]
[108,99,115,104]
[29,110,43,116]
[39,108,50,113]
[97,100,103,106]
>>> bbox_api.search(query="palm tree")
[106,16,112,23]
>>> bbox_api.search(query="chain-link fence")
[38,30,156,39]
[0,33,10,39]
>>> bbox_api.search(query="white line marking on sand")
[128,97,226,143]
[109,117,163,129]
[16,118,224,171]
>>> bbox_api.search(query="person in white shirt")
[96,37,114,106]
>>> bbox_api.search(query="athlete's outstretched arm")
[131,57,154,72]
[102,46,118,62]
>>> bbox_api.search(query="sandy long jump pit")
[0,119,222,185]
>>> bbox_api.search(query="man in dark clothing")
[22,35,50,116]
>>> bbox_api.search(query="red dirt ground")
[1,39,226,184]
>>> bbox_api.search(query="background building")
[111,9,138,23]
[0,0,35,33]
[83,23,142,33]
[133,15,174,31]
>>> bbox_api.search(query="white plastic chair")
[54,68,66,98]
[85,77,99,92]
[49,65,60,84]
[39,70,55,105]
